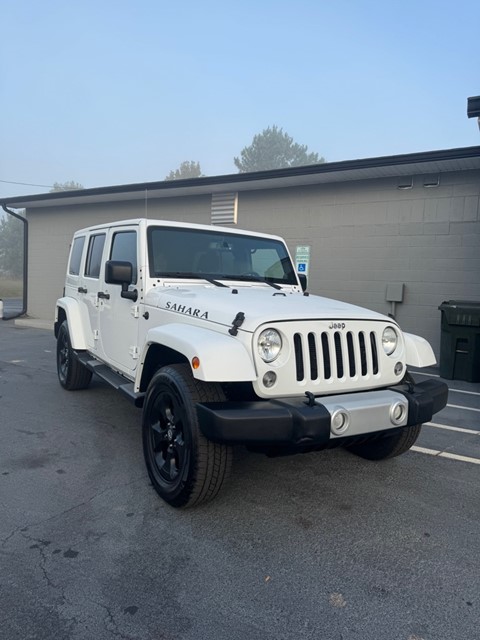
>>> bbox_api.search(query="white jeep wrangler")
[55,218,448,507]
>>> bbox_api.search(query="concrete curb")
[14,317,52,330]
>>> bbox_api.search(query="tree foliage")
[165,161,204,181]
[234,125,324,173]
[50,181,84,192]
[0,213,24,278]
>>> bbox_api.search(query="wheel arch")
[55,298,88,350]
[138,343,189,392]
[136,323,256,391]
[403,332,437,368]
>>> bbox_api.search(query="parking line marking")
[447,403,480,413]
[412,371,440,378]
[425,422,480,435]
[411,446,480,465]
[411,372,480,396]
[449,389,480,397]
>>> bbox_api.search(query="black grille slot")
[291,326,381,385]
[308,333,318,380]
[294,333,304,381]
[347,332,356,377]
[370,332,379,374]
[321,332,331,379]
[334,332,344,378]
[359,332,367,376]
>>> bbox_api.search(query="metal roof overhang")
[467,96,480,118]
[3,146,480,210]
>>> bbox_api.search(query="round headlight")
[382,327,398,356]
[258,328,282,363]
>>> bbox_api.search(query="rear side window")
[110,231,137,283]
[84,234,106,279]
[68,236,85,276]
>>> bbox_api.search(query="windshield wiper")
[157,272,228,287]
[222,275,283,290]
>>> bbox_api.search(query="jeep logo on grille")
[329,322,346,330]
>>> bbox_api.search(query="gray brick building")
[2,145,480,357]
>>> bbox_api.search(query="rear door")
[82,232,107,351]
[98,225,140,374]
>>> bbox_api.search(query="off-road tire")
[346,424,422,460]
[142,363,232,508]
[56,320,92,390]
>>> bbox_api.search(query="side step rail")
[76,352,145,408]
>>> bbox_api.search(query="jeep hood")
[145,285,394,332]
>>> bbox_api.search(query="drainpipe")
[1,205,28,319]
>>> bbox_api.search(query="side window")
[110,231,137,283]
[68,236,85,276]
[84,234,106,279]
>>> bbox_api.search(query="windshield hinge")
[229,312,245,336]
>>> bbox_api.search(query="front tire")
[142,364,232,508]
[56,321,92,390]
[346,424,422,460]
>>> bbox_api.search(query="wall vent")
[211,192,238,225]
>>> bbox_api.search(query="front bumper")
[196,379,448,449]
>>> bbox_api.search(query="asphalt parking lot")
[1,323,479,640]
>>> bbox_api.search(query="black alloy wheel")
[56,320,92,390]
[142,364,232,508]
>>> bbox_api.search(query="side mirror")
[105,261,138,302]
[105,260,132,285]
[298,273,307,292]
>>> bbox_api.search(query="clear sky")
[1,0,479,198]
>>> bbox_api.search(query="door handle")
[97,291,110,300]
[77,286,87,294]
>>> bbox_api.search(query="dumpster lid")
[439,300,480,312]
[439,300,480,327]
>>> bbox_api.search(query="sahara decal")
[165,301,209,319]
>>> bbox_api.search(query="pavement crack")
[85,596,133,640]
[1,476,144,548]
[21,533,60,592]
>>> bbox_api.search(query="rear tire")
[142,364,232,508]
[346,424,422,460]
[56,320,92,390]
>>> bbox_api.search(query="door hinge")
[129,346,139,359]
[93,329,99,340]
[131,305,140,318]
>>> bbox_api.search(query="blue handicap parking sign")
[297,263,306,272]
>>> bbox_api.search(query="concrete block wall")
[27,196,210,321]
[26,168,479,358]
[237,169,480,357]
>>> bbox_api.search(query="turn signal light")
[192,357,200,370]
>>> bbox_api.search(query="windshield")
[148,226,297,286]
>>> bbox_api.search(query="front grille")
[294,330,379,382]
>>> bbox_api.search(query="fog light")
[394,362,403,376]
[263,371,277,388]
[330,407,350,435]
[390,401,407,425]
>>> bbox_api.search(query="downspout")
[1,205,28,319]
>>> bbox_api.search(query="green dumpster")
[438,300,480,382]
